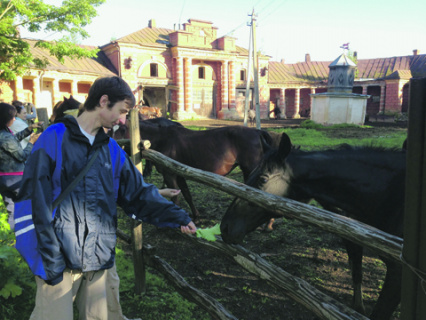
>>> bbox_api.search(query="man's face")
[99,97,131,129]
[17,108,27,120]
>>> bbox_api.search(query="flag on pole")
[340,43,350,50]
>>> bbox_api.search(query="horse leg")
[175,176,200,221]
[369,259,401,320]
[162,173,180,203]
[343,240,366,314]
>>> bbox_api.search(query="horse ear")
[278,133,292,160]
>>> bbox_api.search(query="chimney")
[413,49,419,56]
[148,19,156,28]
[354,51,358,59]
[305,53,311,63]
[281,59,285,64]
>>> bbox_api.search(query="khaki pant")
[30,264,137,320]
[30,268,108,320]
[106,263,132,320]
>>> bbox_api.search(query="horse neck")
[286,149,405,214]
[139,124,188,148]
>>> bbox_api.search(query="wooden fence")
[122,79,426,319]
[117,131,403,320]
[401,77,426,319]
[131,148,404,320]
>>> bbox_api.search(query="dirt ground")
[122,118,406,320]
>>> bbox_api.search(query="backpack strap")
[52,148,101,210]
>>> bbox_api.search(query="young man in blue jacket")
[14,76,197,320]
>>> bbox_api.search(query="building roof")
[269,60,330,83]
[114,27,174,47]
[114,25,253,57]
[26,39,117,76]
[329,53,357,67]
[269,54,426,84]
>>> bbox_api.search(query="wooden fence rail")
[180,232,368,320]
[142,148,403,262]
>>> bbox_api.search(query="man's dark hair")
[0,103,17,131]
[12,100,24,108]
[14,104,25,114]
[83,76,135,111]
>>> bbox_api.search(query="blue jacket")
[14,116,191,285]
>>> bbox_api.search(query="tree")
[0,0,105,81]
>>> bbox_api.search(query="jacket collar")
[57,115,110,147]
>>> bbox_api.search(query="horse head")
[221,132,292,244]
[50,95,82,123]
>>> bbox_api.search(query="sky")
[20,0,426,64]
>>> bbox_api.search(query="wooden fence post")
[36,108,49,131]
[401,77,426,319]
[129,108,146,294]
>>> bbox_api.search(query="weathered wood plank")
[142,149,403,262]
[401,77,426,319]
[180,233,368,320]
[36,108,49,131]
[129,109,145,294]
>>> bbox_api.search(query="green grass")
[267,127,406,151]
[182,125,208,131]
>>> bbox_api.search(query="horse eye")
[258,175,268,185]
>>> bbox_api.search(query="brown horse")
[113,123,272,220]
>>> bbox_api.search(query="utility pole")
[251,10,261,129]
[243,15,253,127]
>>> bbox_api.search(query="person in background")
[12,100,37,121]
[0,103,41,230]
[14,76,197,320]
[9,103,43,148]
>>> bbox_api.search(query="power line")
[222,0,278,38]
[223,20,247,37]
[256,0,288,27]
[178,0,187,26]
[256,0,279,15]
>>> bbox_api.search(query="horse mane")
[291,143,404,154]
[334,143,404,153]
[50,95,82,123]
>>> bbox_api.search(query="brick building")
[0,39,116,117]
[270,52,425,119]
[1,19,425,120]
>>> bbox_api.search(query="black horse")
[221,133,406,320]
[50,95,82,123]
[114,123,272,220]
